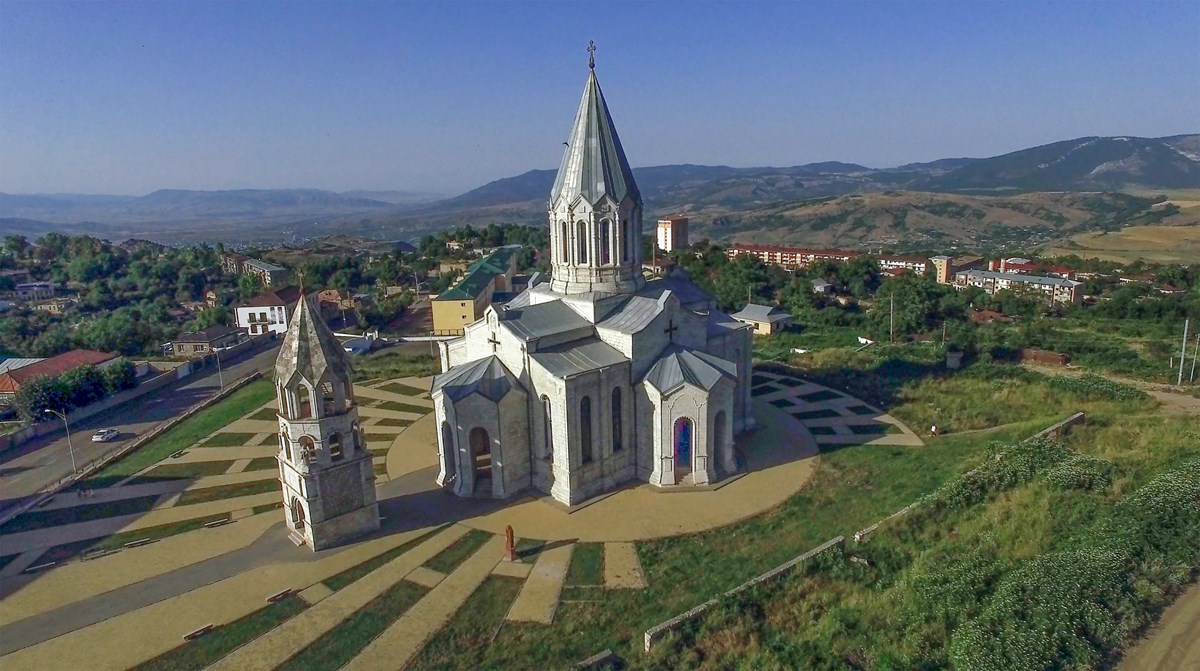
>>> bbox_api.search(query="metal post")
[1179,318,1190,387]
[1190,333,1199,383]
[216,349,225,389]
[45,409,77,474]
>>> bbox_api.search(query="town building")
[222,252,290,287]
[656,215,689,252]
[14,282,56,301]
[431,60,754,507]
[954,269,1083,305]
[877,255,929,274]
[170,325,246,358]
[988,258,1076,280]
[430,246,519,335]
[730,303,795,335]
[725,243,861,270]
[931,255,986,284]
[32,297,78,314]
[0,349,116,399]
[274,295,380,551]
[236,286,304,336]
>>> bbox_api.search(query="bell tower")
[275,294,379,551]
[548,43,645,295]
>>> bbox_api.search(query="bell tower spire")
[547,43,645,295]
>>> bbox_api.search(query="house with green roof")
[431,245,520,334]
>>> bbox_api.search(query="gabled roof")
[530,337,628,379]
[0,349,115,392]
[643,346,737,395]
[244,285,303,308]
[598,294,667,334]
[498,301,592,341]
[174,325,242,344]
[706,309,749,336]
[436,246,519,301]
[432,355,520,402]
[551,68,639,208]
[274,295,352,385]
[731,303,793,324]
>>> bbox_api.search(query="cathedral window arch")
[321,381,336,417]
[577,220,589,264]
[541,395,553,460]
[580,396,593,464]
[298,385,314,419]
[600,219,612,265]
[621,220,630,262]
[561,221,569,263]
[280,431,291,462]
[329,432,343,461]
[299,435,317,465]
[611,387,623,452]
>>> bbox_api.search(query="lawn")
[33,512,234,565]
[565,543,604,586]
[81,378,275,488]
[132,595,308,671]
[378,381,429,397]
[245,456,279,471]
[0,495,161,534]
[174,479,279,507]
[247,407,279,421]
[424,529,493,574]
[365,433,398,446]
[127,460,235,485]
[276,581,427,671]
[200,432,256,447]
[408,576,524,671]
[323,527,445,591]
[376,400,432,415]
[372,417,414,428]
[353,348,438,381]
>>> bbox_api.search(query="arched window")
[329,432,343,461]
[276,384,288,419]
[611,387,623,452]
[541,395,553,461]
[622,220,630,262]
[291,497,305,529]
[351,422,361,453]
[280,431,291,462]
[600,219,611,265]
[298,385,314,419]
[299,435,317,465]
[561,221,569,263]
[469,427,491,481]
[674,418,693,472]
[580,396,593,463]
[321,381,336,417]
[577,220,589,264]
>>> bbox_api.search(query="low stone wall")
[571,649,620,669]
[643,535,846,653]
[1033,411,1085,440]
[0,372,263,527]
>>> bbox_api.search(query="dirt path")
[1021,363,1200,416]
[1116,581,1200,671]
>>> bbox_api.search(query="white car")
[91,428,120,442]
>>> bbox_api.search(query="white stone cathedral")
[432,58,755,506]
[275,295,380,550]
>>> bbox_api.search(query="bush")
[1044,454,1113,491]
[918,437,1070,514]
[1047,373,1148,402]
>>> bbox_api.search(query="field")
[1042,223,1200,264]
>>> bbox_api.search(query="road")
[0,344,281,518]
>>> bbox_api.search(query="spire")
[550,57,640,208]
[275,294,353,386]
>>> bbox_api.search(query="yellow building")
[431,246,519,335]
[730,303,794,335]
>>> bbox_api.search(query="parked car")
[91,428,120,442]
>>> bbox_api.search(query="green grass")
[369,447,390,458]
[81,378,275,488]
[132,595,308,671]
[424,529,493,574]
[354,348,438,380]
[376,400,431,415]
[799,389,843,403]
[33,513,234,565]
[175,479,279,507]
[373,462,387,476]
[371,417,413,427]
[0,554,20,572]
[245,456,279,471]
[247,407,279,421]
[790,408,841,420]
[200,432,256,447]
[0,495,161,534]
[407,576,524,671]
[378,381,429,397]
[365,433,397,446]
[127,460,235,485]
[323,527,445,591]
[846,422,894,436]
[566,542,604,586]
[515,538,548,561]
[277,581,427,671]
[252,501,284,515]
[807,426,837,436]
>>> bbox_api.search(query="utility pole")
[889,294,895,343]
[1179,318,1190,386]
[1190,333,1199,384]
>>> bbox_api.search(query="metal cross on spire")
[587,40,596,69]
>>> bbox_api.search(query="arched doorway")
[291,497,305,531]
[674,417,694,478]
[469,427,492,485]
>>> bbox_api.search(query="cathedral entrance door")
[469,427,493,485]
[291,497,305,531]
[674,418,693,479]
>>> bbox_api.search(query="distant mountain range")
[1,134,1196,247]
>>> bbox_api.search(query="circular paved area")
[383,399,819,542]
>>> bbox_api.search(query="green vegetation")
[372,417,413,428]
[0,495,160,534]
[80,378,274,488]
[408,577,524,671]
[566,543,605,586]
[322,527,445,591]
[247,407,279,421]
[377,381,428,397]
[376,400,431,415]
[354,348,438,381]
[424,529,492,574]
[0,554,19,572]
[128,461,236,485]
[10,359,137,422]
[174,479,279,506]
[34,512,233,565]
[277,581,427,671]
[200,432,255,447]
[245,456,278,471]
[132,595,308,671]
[251,501,283,515]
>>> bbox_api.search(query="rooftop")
[957,269,1081,288]
[644,346,736,394]
[174,325,242,343]
[436,246,520,301]
[551,68,639,208]
[0,349,116,391]
[244,285,303,307]
[531,337,628,379]
[731,303,793,323]
[498,300,592,341]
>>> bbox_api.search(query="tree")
[59,365,107,408]
[102,359,137,393]
[12,375,71,422]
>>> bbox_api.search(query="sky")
[1,0,1197,197]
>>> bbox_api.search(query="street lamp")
[212,346,227,389]
[42,408,78,475]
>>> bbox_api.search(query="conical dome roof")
[275,294,353,386]
[551,68,640,208]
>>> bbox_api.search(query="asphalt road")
[0,344,281,518]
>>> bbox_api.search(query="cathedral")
[432,57,755,506]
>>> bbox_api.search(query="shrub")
[1044,454,1114,491]
[1047,373,1148,402]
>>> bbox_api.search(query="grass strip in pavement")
[407,576,523,671]
[131,594,308,671]
[799,389,843,403]
[276,581,427,671]
[372,417,413,427]
[423,529,493,574]
[0,495,161,534]
[80,378,275,488]
[378,381,429,397]
[376,400,431,415]
[245,456,278,471]
[127,460,236,485]
[175,479,279,507]
[32,512,234,565]
[565,542,603,586]
[200,432,256,447]
[790,408,842,420]
[247,407,279,421]
[514,538,548,561]
[365,433,397,446]
[0,554,19,572]
[323,526,445,591]
[252,501,284,515]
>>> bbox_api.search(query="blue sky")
[1,0,1197,196]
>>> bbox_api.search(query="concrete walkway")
[506,543,573,624]
[208,525,468,671]
[354,386,434,408]
[604,542,647,589]
[169,445,276,462]
[341,535,504,671]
